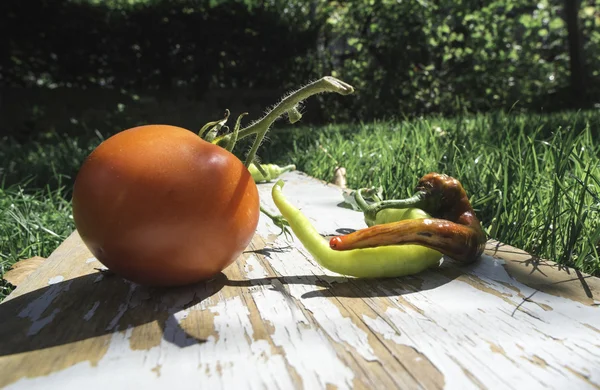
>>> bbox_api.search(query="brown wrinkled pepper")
[329,173,487,264]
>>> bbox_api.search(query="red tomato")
[72,125,260,286]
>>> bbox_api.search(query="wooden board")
[1,171,599,389]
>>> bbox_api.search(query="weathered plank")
[3,256,46,287]
[1,171,599,390]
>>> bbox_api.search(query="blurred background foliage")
[1,0,599,135]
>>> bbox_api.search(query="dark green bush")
[1,0,599,126]
[0,0,322,92]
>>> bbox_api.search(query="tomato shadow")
[0,271,228,357]
[0,256,466,358]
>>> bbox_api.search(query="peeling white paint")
[362,256,600,389]
[48,276,64,285]
[255,174,600,389]
[304,297,377,362]
[27,308,60,336]
[93,266,109,283]
[256,221,377,363]
[8,295,296,390]
[243,254,268,281]
[83,301,100,321]
[18,280,72,336]
[106,282,138,331]
[199,296,294,389]
[243,255,355,390]
[362,315,401,345]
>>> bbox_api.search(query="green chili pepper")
[271,180,443,278]
[249,163,296,183]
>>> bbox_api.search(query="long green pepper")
[271,180,443,278]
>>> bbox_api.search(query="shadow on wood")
[0,271,228,357]
[0,261,460,357]
[226,264,460,299]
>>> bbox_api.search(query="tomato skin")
[72,125,260,286]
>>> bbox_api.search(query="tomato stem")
[288,105,302,124]
[209,77,353,167]
[253,160,269,178]
[225,112,247,152]
[200,109,230,140]
[241,77,353,167]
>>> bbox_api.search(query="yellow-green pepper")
[271,180,443,278]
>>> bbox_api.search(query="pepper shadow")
[334,228,357,235]
[226,258,463,300]
[0,271,228,357]
[244,245,293,258]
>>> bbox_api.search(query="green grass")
[1,109,599,301]
[0,184,74,297]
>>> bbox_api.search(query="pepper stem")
[279,164,297,174]
[355,189,430,224]
[260,205,292,240]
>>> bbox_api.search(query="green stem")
[354,188,373,212]
[260,205,292,239]
[225,112,247,152]
[356,189,430,224]
[212,77,354,167]
[288,105,302,124]
[200,109,230,139]
[242,77,353,140]
[254,162,268,178]
[260,205,281,221]
[279,164,296,174]
[245,136,264,168]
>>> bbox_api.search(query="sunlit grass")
[0,132,102,300]
[0,184,75,300]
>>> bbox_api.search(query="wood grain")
[1,171,598,390]
[3,256,46,287]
